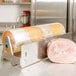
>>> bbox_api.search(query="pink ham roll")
[47,38,76,63]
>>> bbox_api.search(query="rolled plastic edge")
[2,30,15,54]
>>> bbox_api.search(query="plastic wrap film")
[2,23,65,54]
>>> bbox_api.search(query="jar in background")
[17,10,31,27]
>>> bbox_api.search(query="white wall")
[0,5,30,22]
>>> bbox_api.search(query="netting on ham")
[47,38,76,63]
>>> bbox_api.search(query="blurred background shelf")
[0,22,22,33]
[0,22,21,25]
[0,2,31,5]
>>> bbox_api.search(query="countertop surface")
[0,45,76,76]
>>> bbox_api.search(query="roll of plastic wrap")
[47,38,76,63]
[2,23,65,54]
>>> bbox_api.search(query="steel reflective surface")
[72,0,76,42]
[31,0,67,30]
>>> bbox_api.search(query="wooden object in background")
[0,0,3,3]
[19,0,31,2]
